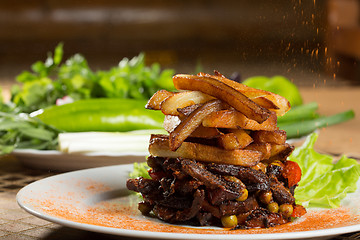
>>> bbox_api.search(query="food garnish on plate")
[126,71,306,229]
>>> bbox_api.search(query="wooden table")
[301,87,360,158]
[0,87,359,240]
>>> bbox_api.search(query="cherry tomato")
[291,204,307,218]
[282,160,302,187]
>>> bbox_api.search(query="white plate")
[12,130,164,171]
[12,149,148,172]
[17,164,360,240]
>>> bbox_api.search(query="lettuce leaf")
[289,133,360,208]
[129,162,151,179]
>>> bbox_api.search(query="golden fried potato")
[269,143,295,161]
[198,71,291,116]
[245,143,272,160]
[160,90,214,116]
[149,134,262,167]
[217,129,253,150]
[173,74,271,123]
[202,110,278,131]
[177,104,202,118]
[252,130,287,145]
[189,125,221,139]
[145,90,174,110]
[169,100,224,151]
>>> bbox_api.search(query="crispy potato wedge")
[160,90,214,116]
[252,97,280,110]
[177,104,202,118]
[190,125,221,139]
[252,130,287,145]
[217,129,253,150]
[149,134,262,167]
[198,72,291,116]
[145,90,174,110]
[217,133,239,150]
[245,143,272,160]
[269,143,295,162]
[169,99,224,151]
[173,74,271,123]
[202,110,278,131]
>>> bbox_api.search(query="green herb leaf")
[53,42,64,65]
[0,111,61,155]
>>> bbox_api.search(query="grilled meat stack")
[126,71,306,229]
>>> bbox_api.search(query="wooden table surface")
[300,87,360,158]
[0,86,359,240]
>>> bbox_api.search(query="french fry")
[252,130,287,145]
[160,90,214,116]
[217,133,239,150]
[149,134,262,167]
[173,74,271,123]
[252,97,279,110]
[190,125,221,139]
[269,143,294,161]
[217,129,253,150]
[245,143,272,160]
[198,72,291,116]
[145,90,174,110]
[177,104,202,118]
[202,110,278,131]
[169,100,224,151]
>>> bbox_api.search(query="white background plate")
[12,130,157,171]
[13,149,147,171]
[12,136,308,172]
[16,164,360,240]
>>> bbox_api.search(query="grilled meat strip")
[126,157,301,227]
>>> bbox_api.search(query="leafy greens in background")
[0,111,61,154]
[0,44,175,154]
[289,133,360,208]
[8,43,175,114]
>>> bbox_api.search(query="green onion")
[279,110,355,139]
[278,102,319,124]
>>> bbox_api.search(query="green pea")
[236,189,248,202]
[279,204,293,218]
[267,202,279,213]
[221,215,238,228]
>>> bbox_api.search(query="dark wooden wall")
[0,0,326,76]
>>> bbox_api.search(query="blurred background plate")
[12,149,147,172]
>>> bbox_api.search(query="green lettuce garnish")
[129,162,151,179]
[289,133,360,208]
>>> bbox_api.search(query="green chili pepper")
[34,98,164,132]
[242,75,303,107]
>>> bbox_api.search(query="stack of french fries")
[146,71,293,167]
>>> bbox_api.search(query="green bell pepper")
[34,98,164,132]
[242,75,303,107]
